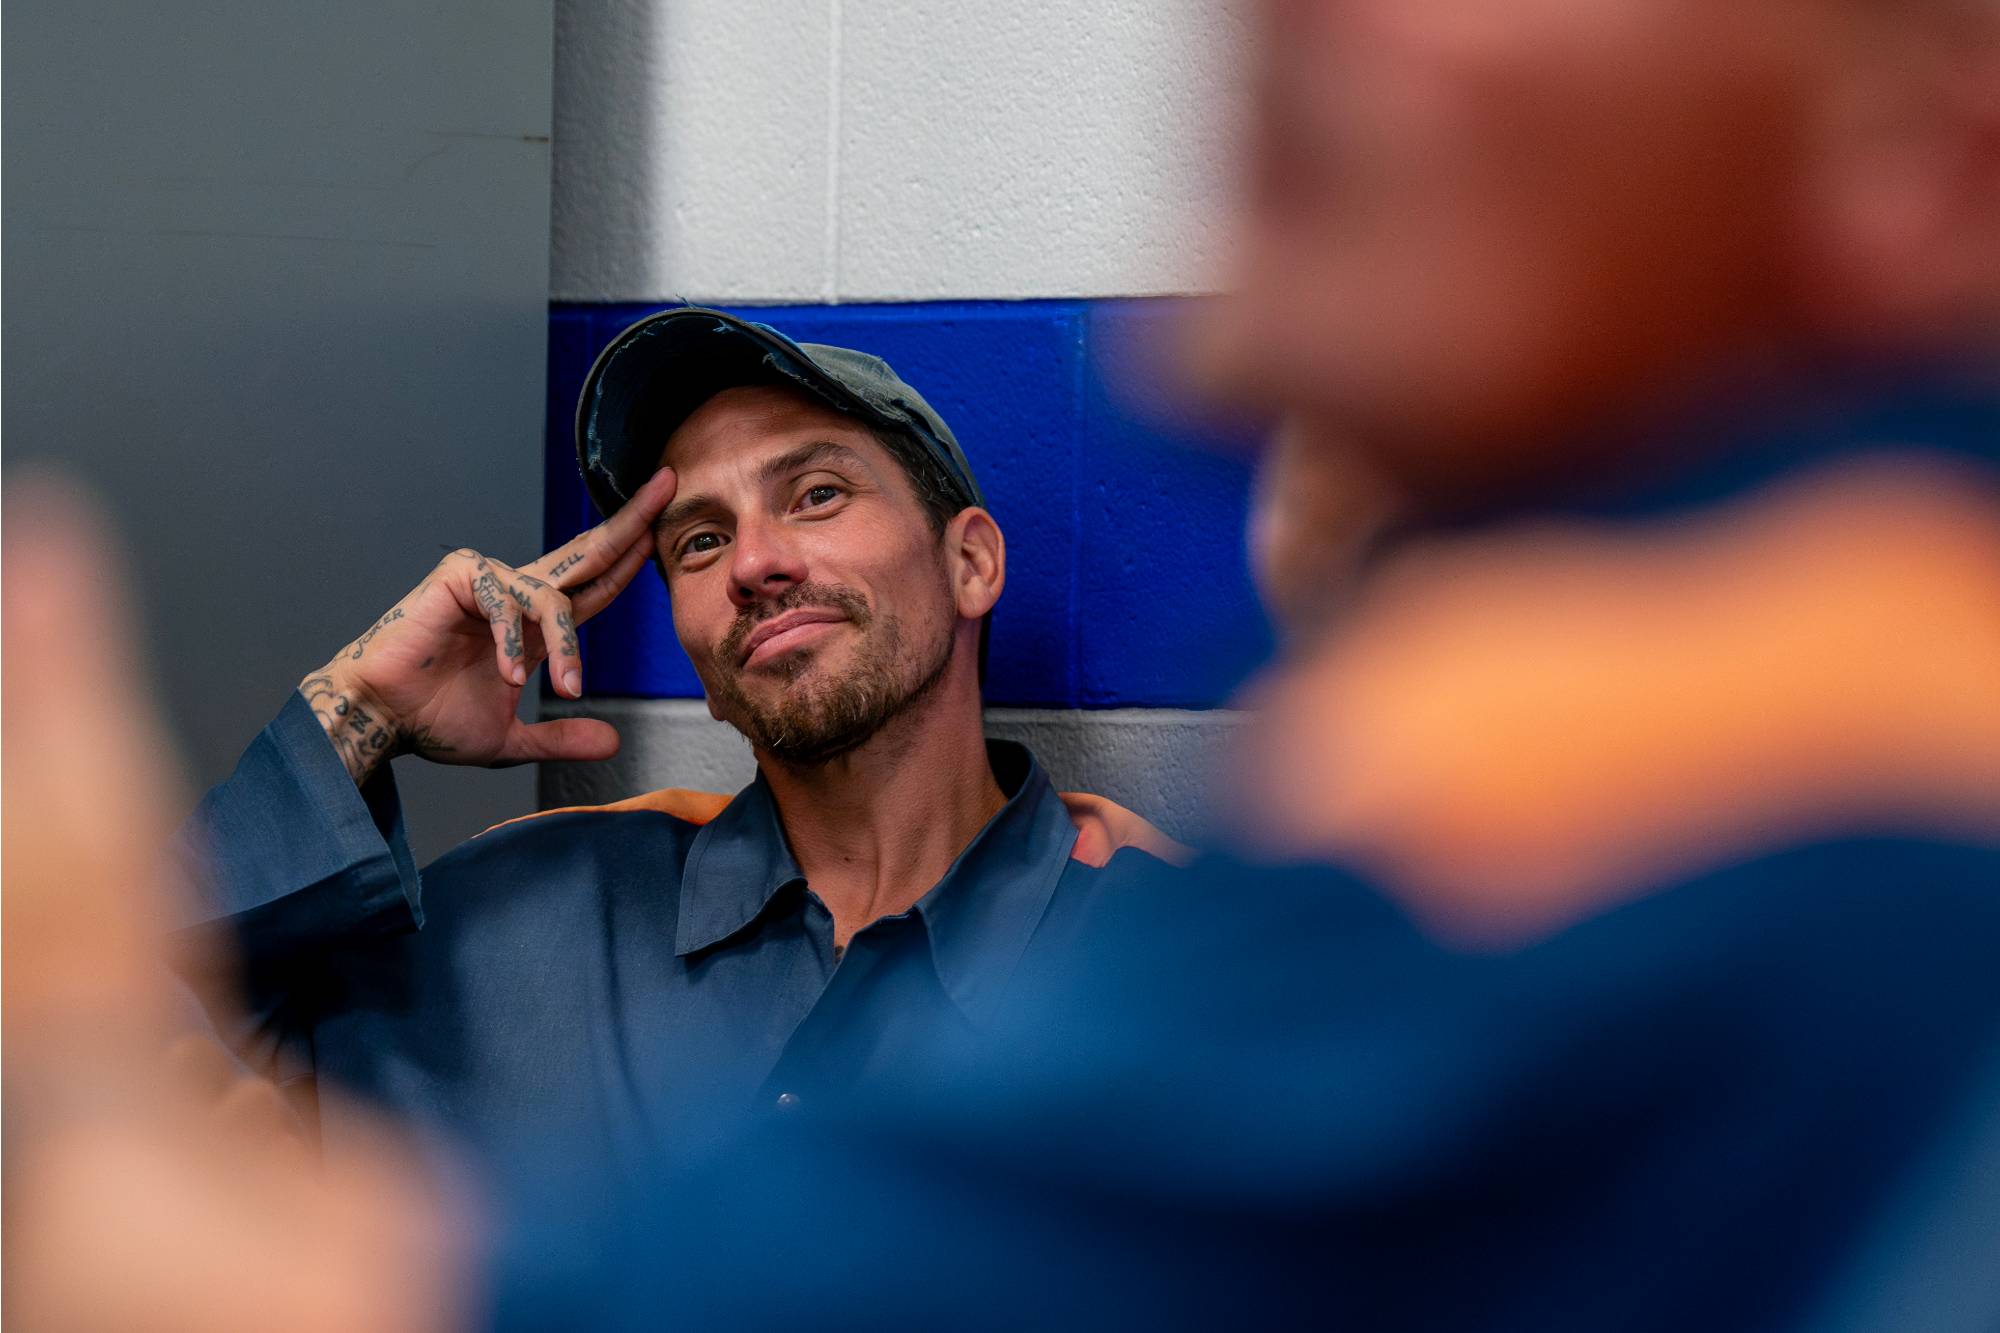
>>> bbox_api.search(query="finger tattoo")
[472,570,508,624]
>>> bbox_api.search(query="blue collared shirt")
[177,691,1171,1181]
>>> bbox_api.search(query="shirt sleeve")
[173,689,424,963]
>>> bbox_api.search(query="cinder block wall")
[542,0,1264,841]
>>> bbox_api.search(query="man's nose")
[726,517,807,609]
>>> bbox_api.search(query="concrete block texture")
[538,698,1247,844]
[551,0,1243,302]
[554,0,833,302]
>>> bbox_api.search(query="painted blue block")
[545,299,1271,708]
[1078,301,1274,706]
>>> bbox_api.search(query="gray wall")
[6,0,556,860]
[539,700,1249,847]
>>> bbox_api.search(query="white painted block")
[836,0,1241,300]
[551,0,1244,302]
[553,0,834,302]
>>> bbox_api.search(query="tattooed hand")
[300,467,678,786]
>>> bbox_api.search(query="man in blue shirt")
[176,309,1181,1184]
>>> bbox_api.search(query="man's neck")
[755,665,1005,950]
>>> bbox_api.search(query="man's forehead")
[656,383,878,471]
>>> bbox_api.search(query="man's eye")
[682,532,725,557]
[799,485,841,509]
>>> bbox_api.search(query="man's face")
[1211,0,1825,492]
[654,385,959,764]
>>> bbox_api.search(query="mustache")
[718,582,872,667]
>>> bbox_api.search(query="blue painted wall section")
[546,299,1273,708]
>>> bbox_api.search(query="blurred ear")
[1809,10,2000,339]
[946,508,1005,620]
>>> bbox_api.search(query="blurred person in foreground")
[503,0,2000,1328]
[2,479,466,1333]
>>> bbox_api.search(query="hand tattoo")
[346,606,406,660]
[405,726,457,758]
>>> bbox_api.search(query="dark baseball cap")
[574,306,986,519]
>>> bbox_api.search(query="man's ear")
[946,508,1005,620]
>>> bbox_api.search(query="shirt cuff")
[175,689,424,958]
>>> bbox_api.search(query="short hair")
[870,423,973,537]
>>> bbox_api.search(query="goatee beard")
[710,580,956,766]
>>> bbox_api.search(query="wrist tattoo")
[300,674,398,785]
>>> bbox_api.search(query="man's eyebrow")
[654,491,725,541]
[654,442,871,541]
[757,440,868,486]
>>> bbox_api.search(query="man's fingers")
[528,466,675,591]
[497,717,621,765]
[568,524,659,624]
[510,575,581,698]
[460,555,529,686]
[538,597,582,698]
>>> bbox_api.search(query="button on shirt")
[176,693,1172,1186]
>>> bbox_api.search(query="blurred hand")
[2,475,468,1333]
[302,465,677,785]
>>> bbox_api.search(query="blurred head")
[1202,0,2000,507]
[653,385,1005,765]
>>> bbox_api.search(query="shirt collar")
[675,777,805,956]
[673,740,1079,1025]
[913,740,1078,1025]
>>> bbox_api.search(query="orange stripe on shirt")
[480,787,732,837]
[483,787,1192,866]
